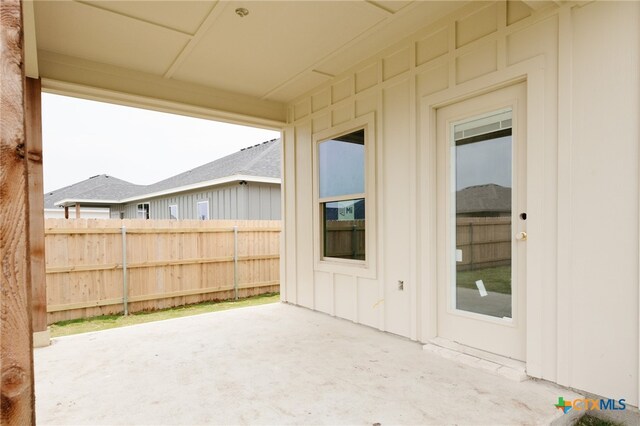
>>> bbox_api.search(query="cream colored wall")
[560,1,639,404]
[282,1,639,405]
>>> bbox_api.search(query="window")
[136,203,150,219]
[169,204,178,220]
[197,200,209,220]
[313,113,376,277]
[318,129,366,261]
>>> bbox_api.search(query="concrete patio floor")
[36,303,579,425]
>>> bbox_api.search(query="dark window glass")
[322,198,365,260]
[137,203,150,220]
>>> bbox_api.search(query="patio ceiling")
[25,0,466,126]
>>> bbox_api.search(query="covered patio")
[36,303,577,425]
[2,1,639,422]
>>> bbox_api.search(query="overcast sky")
[455,136,512,191]
[42,93,280,193]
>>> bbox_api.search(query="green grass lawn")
[456,265,512,294]
[50,293,280,338]
[575,415,624,426]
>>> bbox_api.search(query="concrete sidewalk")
[36,303,578,425]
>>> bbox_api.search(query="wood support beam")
[75,203,80,219]
[64,205,69,219]
[1,0,36,423]
[25,77,49,346]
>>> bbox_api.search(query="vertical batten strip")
[376,58,386,332]
[330,272,336,316]
[408,43,419,341]
[285,126,298,304]
[279,130,287,302]
[555,5,573,388]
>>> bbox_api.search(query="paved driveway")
[36,303,576,425]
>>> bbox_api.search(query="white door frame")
[436,83,527,360]
[419,55,546,377]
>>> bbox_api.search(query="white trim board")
[419,55,546,379]
[53,175,281,207]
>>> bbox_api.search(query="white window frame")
[168,204,178,220]
[312,112,377,279]
[197,200,210,220]
[136,202,150,219]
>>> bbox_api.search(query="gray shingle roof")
[45,139,281,208]
[44,175,143,208]
[456,184,511,214]
[141,138,280,195]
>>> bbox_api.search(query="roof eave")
[54,198,121,207]
[119,174,280,203]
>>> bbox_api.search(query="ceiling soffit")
[32,1,468,114]
[81,0,217,35]
[171,1,389,100]
[35,1,191,75]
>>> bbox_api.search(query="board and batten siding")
[121,182,280,220]
[246,183,281,220]
[109,204,125,219]
[282,1,639,406]
[124,203,138,219]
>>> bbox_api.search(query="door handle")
[516,231,527,241]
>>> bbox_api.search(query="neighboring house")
[46,139,281,220]
[45,206,110,219]
[44,175,144,219]
[456,184,511,217]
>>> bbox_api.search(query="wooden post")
[64,205,69,219]
[25,77,49,347]
[469,222,474,271]
[75,203,80,219]
[1,0,36,423]
[233,225,238,300]
[121,225,128,315]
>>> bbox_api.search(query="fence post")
[233,225,239,300]
[121,225,129,315]
[469,222,474,272]
[352,224,357,258]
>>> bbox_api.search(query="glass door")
[436,82,527,361]
[452,110,514,319]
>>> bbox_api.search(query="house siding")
[282,1,639,406]
[246,183,281,220]
[120,182,280,220]
[109,204,124,219]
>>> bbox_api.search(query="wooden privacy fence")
[456,216,511,271]
[324,220,365,260]
[45,219,281,323]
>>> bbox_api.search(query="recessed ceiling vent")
[235,8,249,18]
